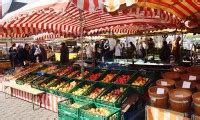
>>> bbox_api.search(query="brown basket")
[162,72,180,81]
[171,66,187,73]
[169,89,192,113]
[175,81,196,92]
[156,79,175,89]
[192,92,200,116]
[180,74,200,81]
[187,66,200,74]
[148,86,169,109]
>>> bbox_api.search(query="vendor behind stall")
[159,41,171,63]
[60,42,69,65]
[9,43,17,69]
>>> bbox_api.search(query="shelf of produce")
[16,74,41,85]
[65,67,80,79]
[70,81,94,99]
[81,82,110,102]
[71,68,93,80]
[97,70,120,84]
[58,97,89,120]
[112,70,137,86]
[96,84,130,107]
[84,69,107,82]
[128,71,156,93]
[54,66,73,77]
[80,103,121,120]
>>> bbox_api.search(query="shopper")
[9,43,17,69]
[159,41,171,63]
[115,40,122,58]
[85,44,92,59]
[129,42,136,58]
[103,39,110,61]
[23,43,30,63]
[16,44,24,67]
[30,44,36,62]
[47,46,54,61]
[148,38,155,51]
[60,42,69,65]
[39,44,47,62]
[137,42,145,59]
[172,36,181,64]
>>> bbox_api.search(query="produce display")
[75,71,90,79]
[72,84,91,96]
[34,76,50,85]
[49,81,66,90]
[56,66,73,76]
[58,81,78,92]
[132,76,149,86]
[40,65,57,74]
[87,107,110,116]
[86,73,102,81]
[87,87,105,99]
[67,70,79,78]
[101,74,116,83]
[41,78,58,88]
[114,75,130,84]
[100,88,125,103]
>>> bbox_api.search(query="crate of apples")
[114,75,130,84]
[49,81,66,90]
[100,88,125,103]
[101,73,116,83]
[86,73,102,81]
[75,71,90,79]
[72,84,91,96]
[87,87,105,99]
[58,81,78,92]
[87,107,110,116]
[56,66,72,76]
[67,70,79,78]
[132,76,149,86]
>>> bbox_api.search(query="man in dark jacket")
[60,42,69,65]
[160,41,171,63]
[9,43,17,69]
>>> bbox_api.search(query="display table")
[3,81,44,110]
[0,79,65,112]
[146,106,190,120]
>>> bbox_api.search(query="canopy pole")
[79,10,84,77]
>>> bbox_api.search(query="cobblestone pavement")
[0,92,58,120]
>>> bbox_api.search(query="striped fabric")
[104,0,200,23]
[146,106,190,120]
[0,1,181,37]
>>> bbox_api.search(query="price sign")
[189,75,196,81]
[182,81,191,88]
[161,81,168,86]
[157,88,165,94]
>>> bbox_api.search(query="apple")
[86,73,102,81]
[72,84,91,96]
[101,74,116,83]
[132,76,149,86]
[114,75,130,84]
[87,107,110,116]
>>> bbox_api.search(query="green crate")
[84,69,107,82]
[97,70,121,84]
[111,70,137,85]
[70,81,94,98]
[81,83,110,102]
[57,79,81,98]
[58,97,89,120]
[65,67,81,79]
[96,84,129,107]
[80,103,121,120]
[127,71,155,93]
[55,66,73,77]
[39,76,60,92]
[31,76,49,89]
[71,68,93,80]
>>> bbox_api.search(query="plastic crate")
[58,97,89,120]
[96,85,129,107]
[97,70,120,83]
[56,66,73,77]
[70,81,94,98]
[31,76,50,89]
[81,83,110,102]
[80,103,121,120]
[127,70,155,93]
[16,74,31,85]
[72,68,93,80]
[84,69,107,82]
[47,77,69,95]
[111,70,137,85]
[57,79,81,98]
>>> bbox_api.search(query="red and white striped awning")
[33,32,61,40]
[0,0,182,37]
[104,0,200,28]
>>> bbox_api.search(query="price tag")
[157,88,165,94]
[182,81,191,88]
[161,81,168,86]
[189,75,196,81]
